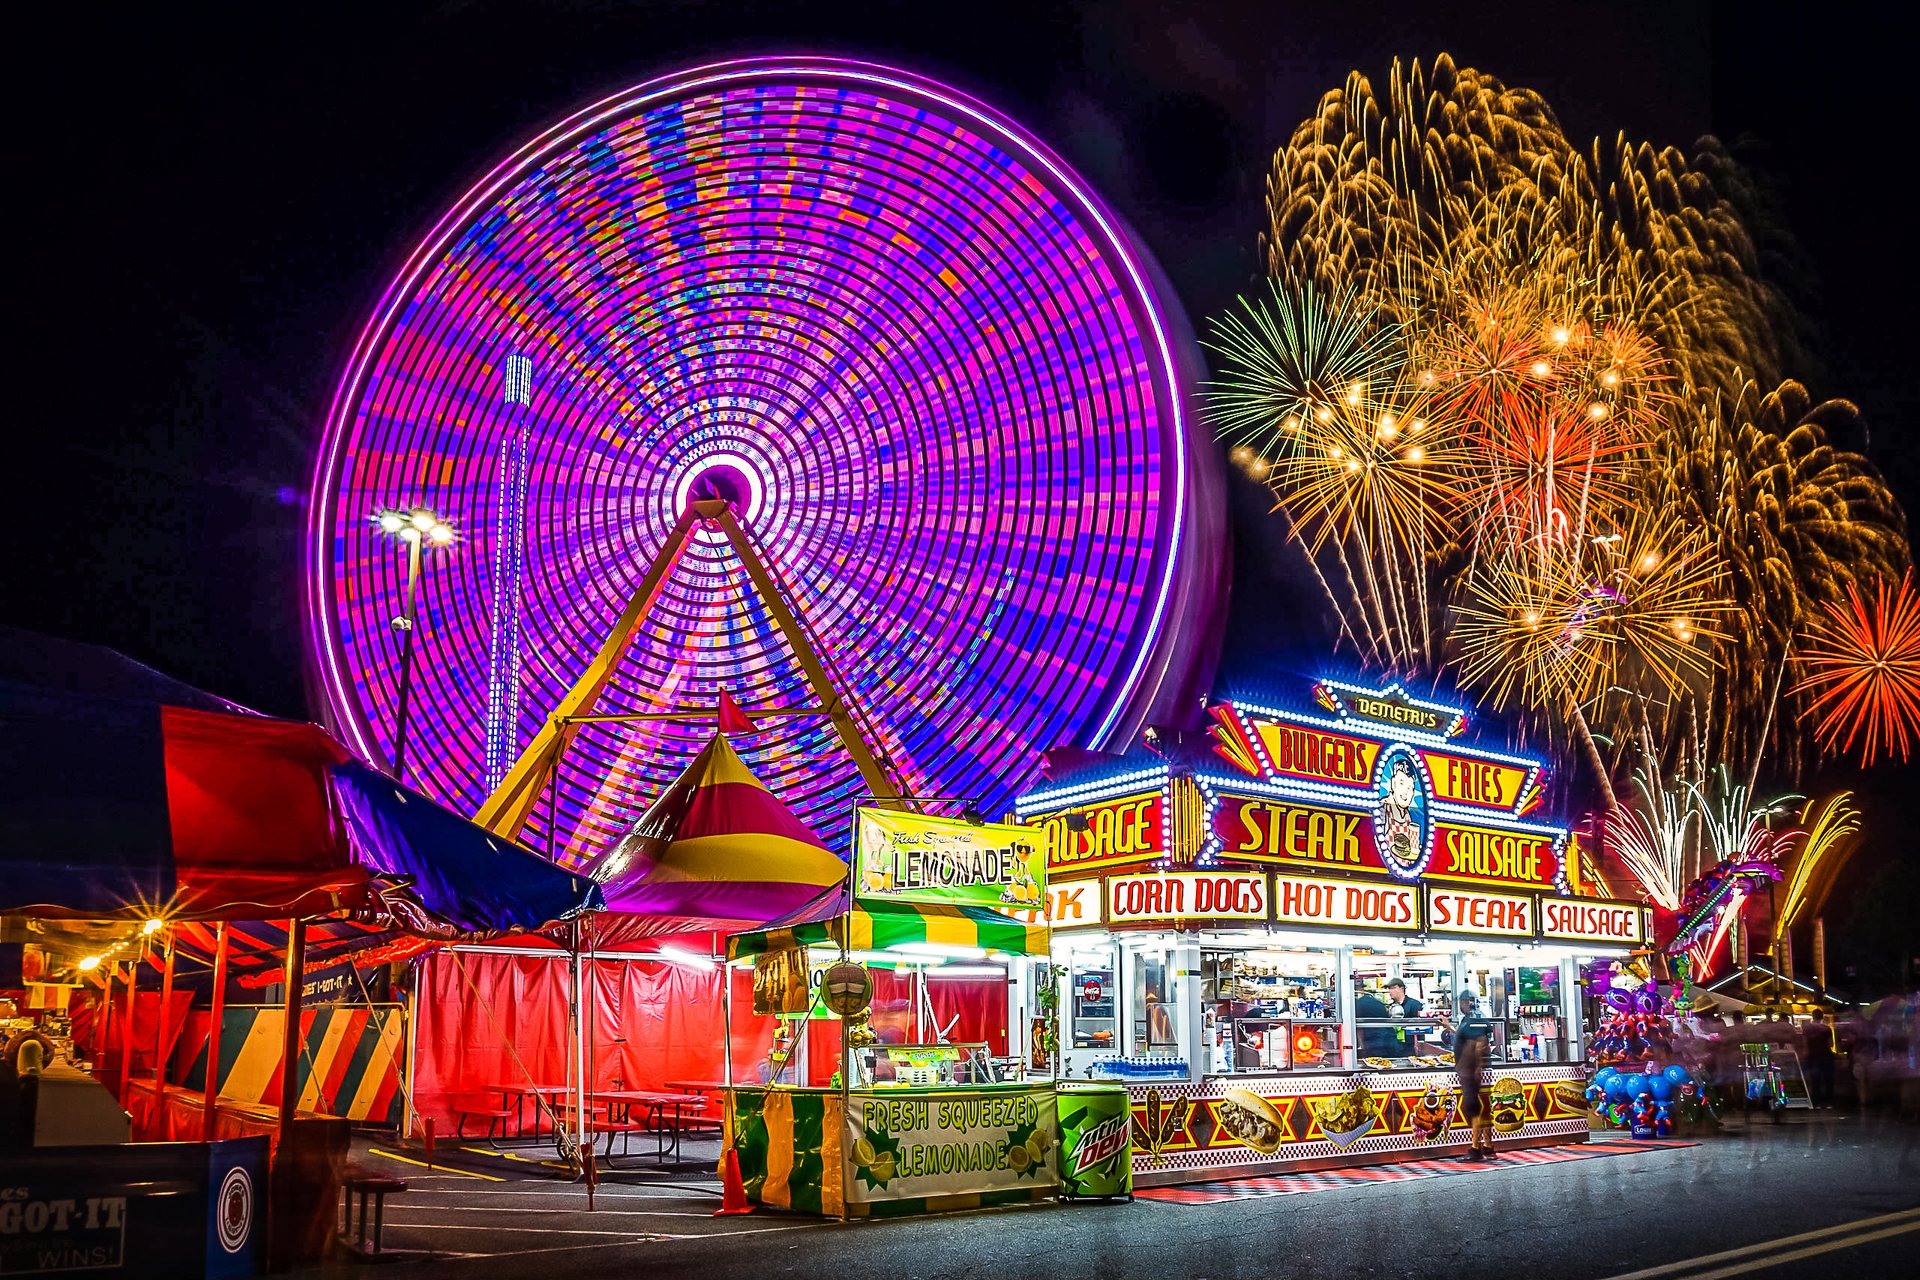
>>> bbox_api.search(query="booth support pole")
[154,932,176,1100]
[203,922,229,1141]
[117,945,141,1108]
[1335,946,1356,1070]
[403,963,420,1141]
[568,924,588,1176]
[277,917,308,1146]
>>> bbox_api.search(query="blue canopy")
[330,760,603,935]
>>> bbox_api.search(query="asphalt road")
[311,1114,1919,1280]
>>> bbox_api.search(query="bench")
[452,1096,516,1146]
[339,1162,408,1258]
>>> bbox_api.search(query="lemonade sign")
[844,1088,1060,1203]
[855,808,1047,910]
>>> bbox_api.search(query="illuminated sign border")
[1424,886,1535,938]
[1269,872,1422,932]
[1537,897,1648,946]
[1105,871,1270,923]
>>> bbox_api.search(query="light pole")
[374,506,455,781]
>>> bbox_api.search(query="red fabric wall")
[409,954,1015,1132]
[70,988,194,1073]
[927,975,1010,1053]
[413,951,762,1132]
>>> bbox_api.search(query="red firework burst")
[1795,570,1920,765]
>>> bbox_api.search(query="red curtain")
[413,951,756,1132]
[410,954,1015,1132]
[70,987,194,1073]
[926,976,1009,1053]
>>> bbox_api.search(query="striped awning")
[726,893,1048,961]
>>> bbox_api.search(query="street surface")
[306,1114,1918,1279]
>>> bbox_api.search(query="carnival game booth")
[1,629,599,1274]
[720,808,1062,1218]
[1017,677,1652,1188]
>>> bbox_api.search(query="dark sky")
[11,2,1914,973]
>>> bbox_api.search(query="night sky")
[12,4,1915,977]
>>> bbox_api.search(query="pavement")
[299,1111,1920,1279]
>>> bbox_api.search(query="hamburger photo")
[1489,1077,1528,1133]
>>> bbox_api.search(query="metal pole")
[203,922,229,1142]
[154,932,176,1115]
[392,536,424,782]
[118,944,141,1110]
[403,962,420,1142]
[277,918,308,1147]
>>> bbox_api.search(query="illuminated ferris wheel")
[306,57,1224,864]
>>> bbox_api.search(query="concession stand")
[720,809,1064,1218]
[1016,677,1650,1187]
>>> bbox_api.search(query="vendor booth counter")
[728,1081,1059,1218]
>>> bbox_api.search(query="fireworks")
[1794,570,1920,765]
[1776,793,1861,930]
[1222,53,1912,792]
[1604,768,1691,913]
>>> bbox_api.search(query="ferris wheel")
[306,57,1223,864]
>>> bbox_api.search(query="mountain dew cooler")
[1056,1081,1132,1200]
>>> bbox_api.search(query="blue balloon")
[1595,1067,1621,1084]
[1664,1064,1693,1086]
[1649,1075,1675,1101]
[1605,1078,1630,1102]
[1621,1073,1649,1098]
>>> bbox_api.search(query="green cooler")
[1056,1081,1132,1200]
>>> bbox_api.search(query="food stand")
[1017,678,1651,1186]
[720,809,1064,1217]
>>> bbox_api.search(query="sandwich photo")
[1214,1086,1287,1154]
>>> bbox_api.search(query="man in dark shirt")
[1386,979,1427,1054]
[1452,992,1496,1160]
[1356,987,1393,1057]
[1803,1010,1836,1107]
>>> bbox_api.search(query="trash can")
[1056,1081,1132,1200]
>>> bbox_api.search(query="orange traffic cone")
[714,1147,753,1216]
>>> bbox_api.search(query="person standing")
[1356,985,1393,1057]
[1803,1010,1837,1108]
[1386,979,1426,1055]
[1452,991,1496,1160]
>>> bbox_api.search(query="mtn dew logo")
[1072,1114,1128,1175]
[1058,1088,1133,1198]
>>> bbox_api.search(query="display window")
[1203,944,1343,1074]
[1352,946,1456,1068]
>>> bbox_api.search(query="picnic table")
[485,1083,571,1140]
[595,1089,712,1167]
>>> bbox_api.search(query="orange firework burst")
[1794,570,1920,764]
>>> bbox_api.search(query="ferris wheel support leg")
[473,506,703,839]
[707,502,907,809]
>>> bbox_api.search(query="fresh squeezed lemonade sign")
[855,809,1046,910]
[845,1090,1059,1203]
